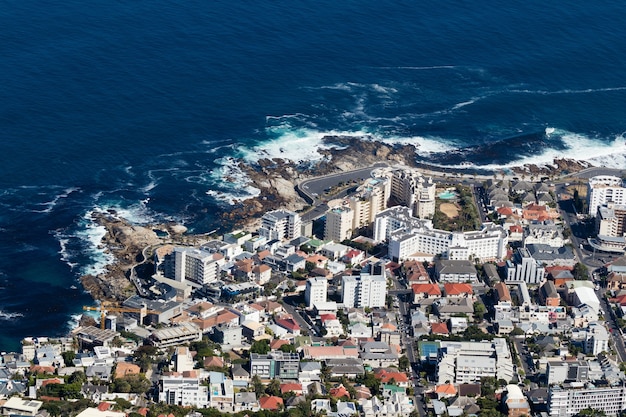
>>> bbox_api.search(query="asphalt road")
[392,271,427,417]
[556,185,626,361]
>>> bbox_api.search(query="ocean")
[1,0,625,352]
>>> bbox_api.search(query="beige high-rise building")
[324,206,354,242]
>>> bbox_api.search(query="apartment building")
[324,206,354,242]
[549,383,626,417]
[305,277,328,309]
[159,371,209,408]
[173,247,224,286]
[588,176,626,217]
[258,210,302,241]
[375,206,507,262]
[435,339,515,385]
[506,248,545,284]
[250,351,300,381]
[341,263,387,308]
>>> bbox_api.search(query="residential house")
[435,260,478,283]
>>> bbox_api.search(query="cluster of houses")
[3,168,626,417]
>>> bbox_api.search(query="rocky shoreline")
[81,136,595,302]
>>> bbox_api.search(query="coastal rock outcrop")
[221,136,419,230]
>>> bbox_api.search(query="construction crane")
[82,302,160,330]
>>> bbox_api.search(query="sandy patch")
[440,203,460,218]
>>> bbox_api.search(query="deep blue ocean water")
[1,0,625,351]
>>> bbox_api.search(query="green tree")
[68,370,87,385]
[62,351,76,367]
[576,408,607,417]
[278,344,296,353]
[399,355,410,372]
[266,378,281,396]
[250,339,271,355]
[573,262,589,280]
[251,374,265,397]
[473,301,487,321]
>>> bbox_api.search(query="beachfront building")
[548,383,626,417]
[324,206,354,242]
[173,247,224,286]
[305,277,328,309]
[347,177,389,231]
[374,206,507,262]
[341,262,387,308]
[374,167,437,219]
[258,210,302,241]
[588,176,626,217]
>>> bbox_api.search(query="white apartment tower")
[324,206,354,242]
[174,247,224,285]
[588,175,626,217]
[305,277,328,309]
[258,210,302,241]
[341,263,387,308]
[548,384,626,417]
[506,248,545,284]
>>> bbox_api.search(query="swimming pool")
[438,190,457,200]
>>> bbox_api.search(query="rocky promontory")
[80,211,190,302]
[221,136,419,229]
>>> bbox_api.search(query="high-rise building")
[348,178,389,231]
[597,203,626,237]
[174,247,224,285]
[505,248,545,284]
[588,176,626,217]
[324,206,354,242]
[258,210,302,241]
[305,277,328,309]
[341,262,387,308]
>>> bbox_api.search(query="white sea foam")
[380,65,457,70]
[31,186,80,213]
[0,310,24,320]
[507,86,626,95]
[206,157,261,205]
[75,210,115,276]
[428,128,626,171]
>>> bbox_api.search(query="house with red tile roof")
[443,283,473,297]
[374,369,410,387]
[330,384,351,399]
[435,383,457,398]
[192,309,239,332]
[301,346,360,360]
[412,283,441,304]
[404,260,430,283]
[259,396,283,410]
[430,322,449,335]
[307,254,329,269]
[203,356,224,369]
[280,382,304,395]
[275,316,301,335]
[270,339,290,350]
[342,249,365,265]
[114,362,141,379]
[494,281,512,302]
